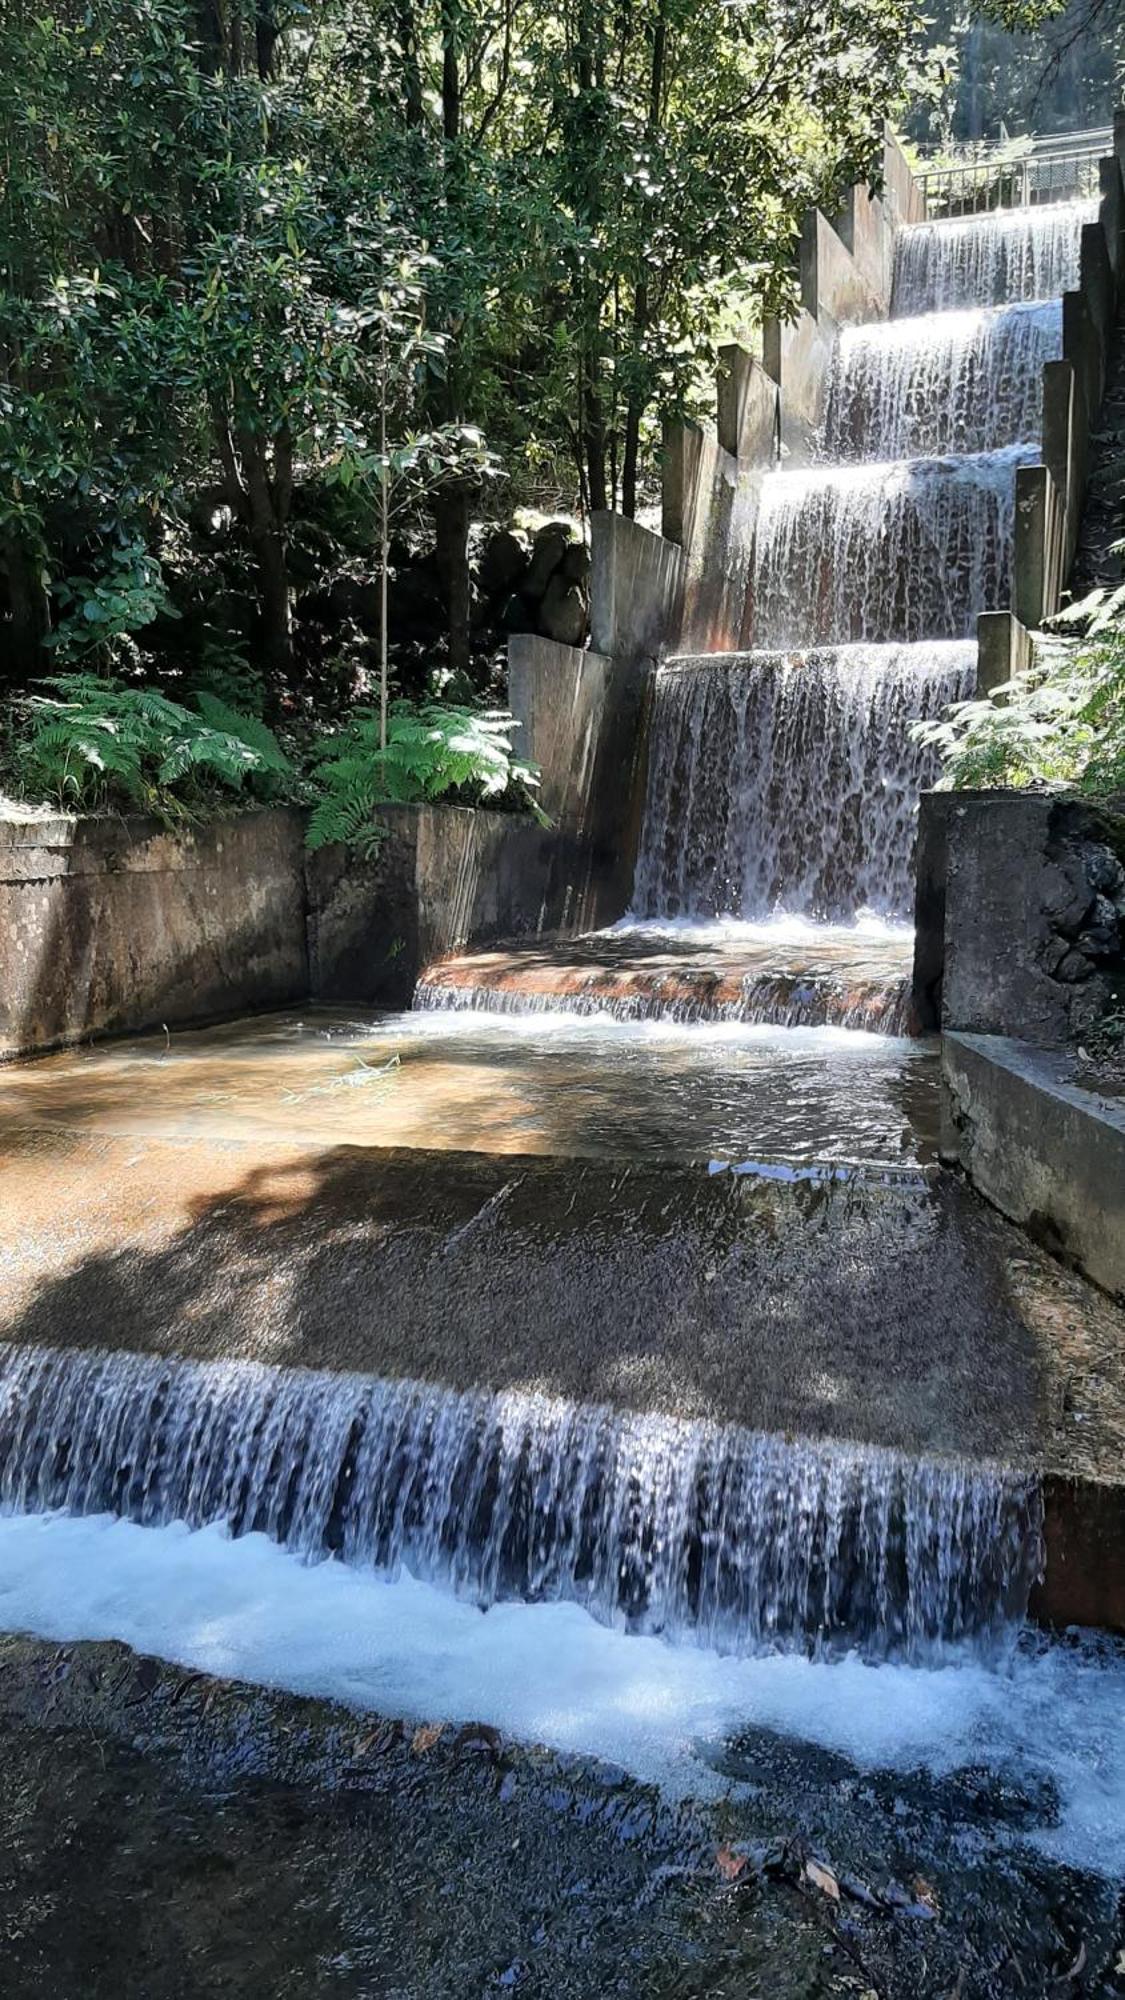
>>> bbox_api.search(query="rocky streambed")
[0,1635,1121,1999]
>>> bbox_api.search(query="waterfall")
[822,300,1061,461]
[413,971,915,1035]
[891,199,1096,315]
[0,1343,1042,1659]
[751,445,1033,648]
[631,643,975,924]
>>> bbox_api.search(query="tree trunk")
[397,0,425,126]
[622,0,666,520]
[233,427,293,677]
[582,337,609,514]
[255,0,280,78]
[435,483,472,679]
[2,533,49,686]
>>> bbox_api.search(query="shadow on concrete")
[0,1136,1084,1469]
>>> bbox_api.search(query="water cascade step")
[407,193,1093,1034]
[414,940,918,1033]
[822,301,1061,461]
[750,445,1035,648]
[891,199,1097,314]
[632,643,975,924]
[0,1344,1043,1660]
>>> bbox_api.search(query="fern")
[305,702,545,851]
[913,591,1125,799]
[16,675,294,818]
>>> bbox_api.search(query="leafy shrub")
[306,703,544,852]
[914,589,1125,798]
[14,675,293,816]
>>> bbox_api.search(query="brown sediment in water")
[0,1006,942,1166]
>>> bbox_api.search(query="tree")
[2,0,944,703]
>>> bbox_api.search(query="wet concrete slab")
[2,1017,1125,1631]
[415,926,917,1032]
[0,1634,1120,2000]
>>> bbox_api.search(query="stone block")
[943,1033,1125,1299]
[976,609,1033,697]
[716,346,778,464]
[589,511,686,665]
[939,792,1125,1046]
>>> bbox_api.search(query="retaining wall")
[913,790,1125,1041]
[914,790,1125,1299]
[0,810,309,1059]
[943,1032,1125,1299]
[1,802,605,1055]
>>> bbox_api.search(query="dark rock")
[1053,949,1095,984]
[1078,894,1125,955]
[560,542,591,585]
[1086,845,1125,897]
[524,523,573,600]
[501,592,538,636]
[1040,860,1094,937]
[478,529,531,599]
[537,575,588,648]
[1041,937,1072,979]
[191,499,234,540]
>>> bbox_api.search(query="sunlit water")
[632,644,973,923]
[0,1007,939,1166]
[0,1347,1036,1659]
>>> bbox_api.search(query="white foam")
[1,1511,1122,1878]
[602,914,915,946]
[376,1009,910,1054]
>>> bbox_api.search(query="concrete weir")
[3,1101,1125,1635]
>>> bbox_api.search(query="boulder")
[523,522,572,600]
[478,528,530,599]
[560,541,591,584]
[537,575,588,648]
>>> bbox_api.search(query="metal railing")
[917,145,1107,219]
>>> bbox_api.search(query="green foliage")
[15,676,293,817]
[306,704,545,851]
[914,590,1125,798]
[0,0,946,713]
[908,0,1116,146]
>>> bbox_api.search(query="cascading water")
[402,197,1094,1037]
[632,643,975,924]
[821,300,1061,461]
[891,199,1097,314]
[749,446,1032,649]
[0,1344,1042,1660]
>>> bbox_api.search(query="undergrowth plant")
[306,704,545,852]
[914,585,1125,797]
[14,676,293,816]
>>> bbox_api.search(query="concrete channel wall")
[0,802,610,1055]
[1008,136,1125,630]
[913,791,1125,1299]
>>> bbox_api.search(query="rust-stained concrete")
[416,928,917,1033]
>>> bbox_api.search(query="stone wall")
[915,790,1125,1299]
[0,809,308,1059]
[915,791,1125,1044]
[1,801,603,1055]
[307,802,605,1008]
